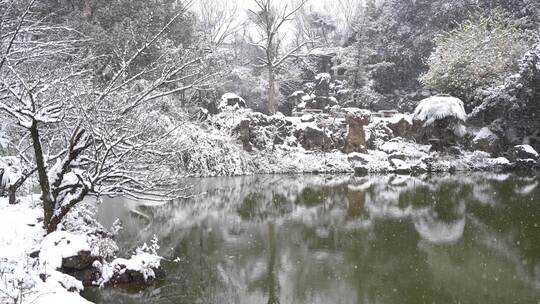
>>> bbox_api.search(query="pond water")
[83,173,540,304]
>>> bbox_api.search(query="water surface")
[83,173,540,304]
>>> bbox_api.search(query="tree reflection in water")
[86,173,540,304]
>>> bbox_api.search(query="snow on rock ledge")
[39,231,91,270]
[511,145,539,160]
[93,237,164,287]
[472,127,501,156]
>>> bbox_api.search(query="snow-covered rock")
[315,72,331,83]
[390,158,412,174]
[472,127,502,156]
[379,138,430,158]
[300,114,315,122]
[93,236,164,287]
[39,231,91,270]
[386,113,416,139]
[347,152,372,164]
[510,145,539,160]
[218,92,246,110]
[388,152,408,161]
[343,109,370,154]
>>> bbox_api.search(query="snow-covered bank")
[172,107,538,177]
[0,197,92,304]
[0,197,163,304]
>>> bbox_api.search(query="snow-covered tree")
[469,42,540,151]
[348,0,539,97]
[0,0,210,233]
[37,0,196,82]
[193,0,243,46]
[247,0,312,114]
[420,9,533,103]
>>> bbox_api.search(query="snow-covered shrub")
[469,42,540,151]
[413,95,466,127]
[61,200,119,260]
[0,157,22,192]
[342,86,386,110]
[112,235,161,281]
[420,9,533,102]
[217,67,271,112]
[412,95,468,147]
[173,121,254,176]
[0,259,37,304]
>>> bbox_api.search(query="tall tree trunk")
[29,121,54,229]
[268,64,276,114]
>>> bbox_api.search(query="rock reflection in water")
[85,173,540,304]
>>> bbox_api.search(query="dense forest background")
[8,0,539,112]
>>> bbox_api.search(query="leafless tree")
[0,0,211,233]
[248,0,311,114]
[193,0,244,47]
[334,0,365,35]
[292,0,365,47]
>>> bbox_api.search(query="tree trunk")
[47,215,62,234]
[268,65,276,114]
[8,186,17,205]
[29,121,54,230]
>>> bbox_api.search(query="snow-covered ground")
[0,196,163,304]
[0,196,92,304]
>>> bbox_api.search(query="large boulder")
[343,110,371,153]
[219,93,246,111]
[297,126,333,151]
[386,114,418,140]
[472,127,503,156]
[390,158,412,174]
[232,112,292,151]
[366,120,393,149]
[65,264,102,287]
[62,250,100,271]
[510,145,539,161]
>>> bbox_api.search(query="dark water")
[83,173,540,304]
